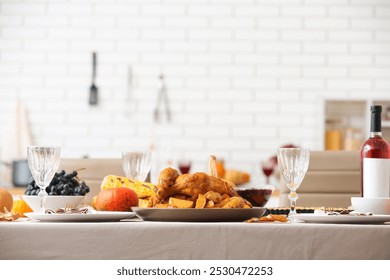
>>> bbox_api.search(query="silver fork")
[64,203,74,213]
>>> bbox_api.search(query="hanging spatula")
[89,52,98,106]
[154,74,171,123]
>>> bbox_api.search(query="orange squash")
[12,199,32,217]
[95,187,138,211]
[0,188,13,213]
[224,170,251,186]
[215,160,226,178]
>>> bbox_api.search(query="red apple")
[95,187,138,212]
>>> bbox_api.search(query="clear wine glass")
[277,148,310,221]
[27,146,61,211]
[122,151,152,181]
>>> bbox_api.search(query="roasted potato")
[195,194,207,208]
[205,200,215,208]
[215,197,230,208]
[223,196,246,208]
[169,197,194,208]
[204,191,222,203]
[138,198,152,208]
[155,203,169,208]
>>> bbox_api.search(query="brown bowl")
[236,186,274,207]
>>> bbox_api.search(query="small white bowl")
[351,197,390,215]
[22,195,84,212]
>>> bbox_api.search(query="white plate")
[297,213,390,224]
[132,207,265,222]
[24,211,136,222]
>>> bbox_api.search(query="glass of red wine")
[261,159,275,185]
[178,160,192,174]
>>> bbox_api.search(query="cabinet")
[324,99,390,150]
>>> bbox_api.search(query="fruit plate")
[24,211,136,222]
[132,207,266,222]
[296,213,390,224]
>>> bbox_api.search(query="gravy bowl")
[236,185,274,207]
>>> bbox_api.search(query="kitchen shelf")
[324,99,390,150]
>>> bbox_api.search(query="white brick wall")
[1,0,390,182]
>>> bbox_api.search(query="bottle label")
[363,158,390,198]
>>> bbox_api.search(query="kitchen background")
[1,0,390,183]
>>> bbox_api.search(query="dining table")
[1,216,390,260]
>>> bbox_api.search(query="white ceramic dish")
[22,195,84,212]
[351,197,390,215]
[296,213,390,224]
[24,211,135,222]
[132,207,266,222]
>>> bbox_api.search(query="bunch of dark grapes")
[25,170,90,196]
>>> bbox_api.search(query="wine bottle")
[360,105,390,197]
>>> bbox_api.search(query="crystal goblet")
[122,151,151,181]
[277,148,310,221]
[27,146,61,211]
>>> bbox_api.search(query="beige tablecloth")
[1,219,389,260]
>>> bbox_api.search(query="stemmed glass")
[261,159,275,185]
[27,146,61,211]
[178,160,192,174]
[277,148,310,221]
[122,151,152,181]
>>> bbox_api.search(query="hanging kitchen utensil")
[89,52,98,106]
[127,66,133,103]
[154,74,171,123]
[124,66,133,116]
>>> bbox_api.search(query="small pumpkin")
[95,187,138,212]
[91,195,97,210]
[0,188,13,213]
